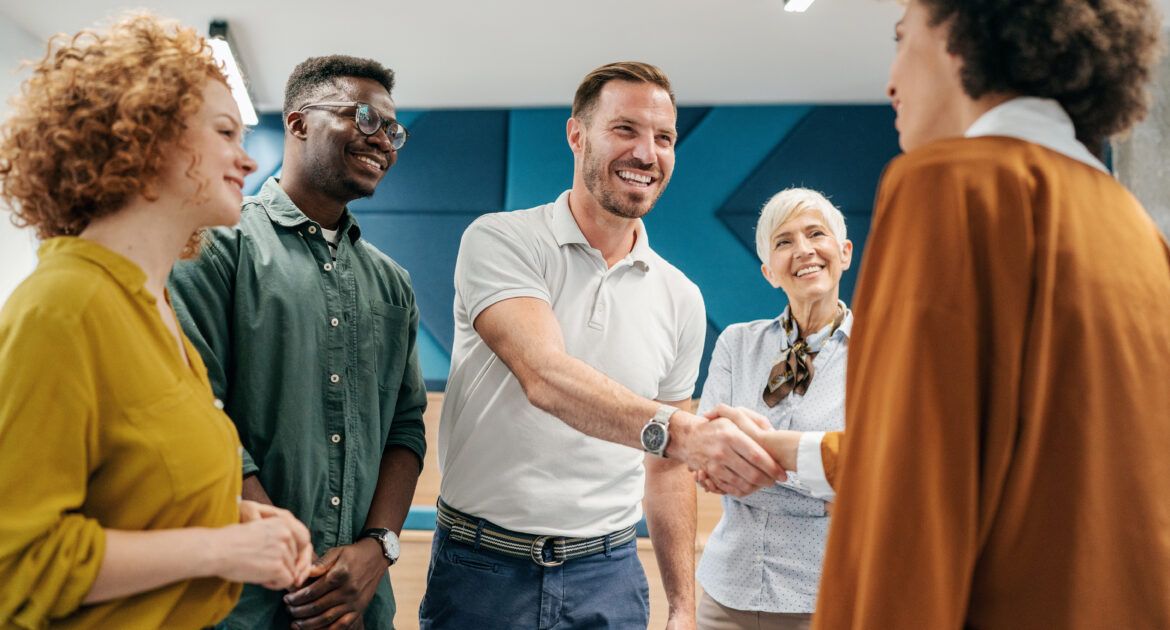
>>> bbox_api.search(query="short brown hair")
[0,13,225,239]
[918,0,1164,148]
[571,61,676,124]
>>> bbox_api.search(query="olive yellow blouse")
[0,237,242,629]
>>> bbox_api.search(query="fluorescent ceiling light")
[208,22,258,126]
[784,0,816,12]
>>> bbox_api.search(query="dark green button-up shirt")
[169,177,426,630]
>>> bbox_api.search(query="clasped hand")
[684,404,802,497]
[217,500,314,590]
[283,537,388,630]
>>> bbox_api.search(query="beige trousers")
[697,591,813,630]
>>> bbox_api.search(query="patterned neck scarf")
[763,303,845,407]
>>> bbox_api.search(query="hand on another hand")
[211,506,313,589]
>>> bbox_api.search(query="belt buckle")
[529,535,565,567]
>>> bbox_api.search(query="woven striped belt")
[435,498,638,567]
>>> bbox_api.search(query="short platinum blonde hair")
[754,187,847,264]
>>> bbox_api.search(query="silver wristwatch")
[360,528,400,566]
[640,404,678,458]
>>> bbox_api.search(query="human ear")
[761,263,781,289]
[566,117,587,156]
[286,111,308,140]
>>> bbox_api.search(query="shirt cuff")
[797,431,835,501]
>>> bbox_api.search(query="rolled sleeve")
[0,313,106,626]
[384,300,427,468]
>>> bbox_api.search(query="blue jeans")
[419,526,651,629]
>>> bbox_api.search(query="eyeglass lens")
[355,103,407,150]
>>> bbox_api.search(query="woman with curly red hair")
[0,13,313,629]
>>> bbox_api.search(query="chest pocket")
[121,382,240,501]
[371,300,409,391]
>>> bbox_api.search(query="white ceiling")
[2,1,1169,112]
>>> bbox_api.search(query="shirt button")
[330,433,341,444]
[330,496,341,507]
[323,262,334,272]
[213,398,224,410]
[308,226,318,234]
[329,373,341,384]
[330,317,340,327]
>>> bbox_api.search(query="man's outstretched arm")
[474,296,784,497]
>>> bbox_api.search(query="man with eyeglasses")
[170,55,425,630]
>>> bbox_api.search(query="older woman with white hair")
[694,187,852,630]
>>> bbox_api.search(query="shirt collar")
[773,300,853,342]
[256,177,363,242]
[38,236,149,297]
[964,97,1109,173]
[551,189,653,271]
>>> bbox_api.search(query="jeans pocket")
[447,550,500,573]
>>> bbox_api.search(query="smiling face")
[887,0,969,152]
[299,76,397,202]
[162,79,257,227]
[570,80,676,219]
[762,210,853,307]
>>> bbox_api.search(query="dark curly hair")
[0,13,225,239]
[282,55,395,116]
[919,0,1164,148]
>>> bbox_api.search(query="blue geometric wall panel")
[506,108,574,210]
[717,105,900,310]
[355,212,479,358]
[352,110,509,213]
[243,104,901,389]
[647,105,812,331]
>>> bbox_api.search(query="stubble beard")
[581,141,664,220]
[308,149,379,203]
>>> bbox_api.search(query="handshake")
[665,404,803,497]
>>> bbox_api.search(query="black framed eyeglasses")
[299,101,410,150]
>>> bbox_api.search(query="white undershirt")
[320,226,340,259]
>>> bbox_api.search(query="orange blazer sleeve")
[820,431,842,490]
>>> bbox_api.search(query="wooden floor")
[390,393,724,629]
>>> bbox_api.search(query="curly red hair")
[0,12,226,239]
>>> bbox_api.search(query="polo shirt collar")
[39,236,148,297]
[964,97,1109,173]
[257,176,363,242]
[551,189,653,271]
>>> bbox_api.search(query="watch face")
[384,533,400,560]
[642,423,667,452]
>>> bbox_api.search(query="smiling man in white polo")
[419,61,785,630]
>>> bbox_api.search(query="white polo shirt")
[438,190,707,537]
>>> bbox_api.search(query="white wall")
[1114,28,1170,240]
[0,14,42,307]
